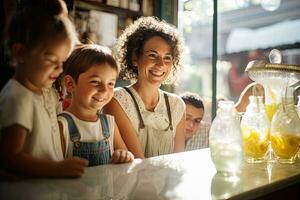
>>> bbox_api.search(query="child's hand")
[56,156,88,177]
[109,149,134,164]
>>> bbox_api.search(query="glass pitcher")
[209,101,243,175]
[211,172,241,200]
[241,96,270,163]
[297,95,300,160]
[297,95,300,117]
[270,86,300,164]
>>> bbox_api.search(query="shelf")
[74,0,143,18]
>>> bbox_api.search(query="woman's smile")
[149,70,165,77]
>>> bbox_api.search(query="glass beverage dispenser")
[269,86,300,163]
[245,50,300,122]
[245,50,300,163]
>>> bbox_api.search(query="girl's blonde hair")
[6,0,77,54]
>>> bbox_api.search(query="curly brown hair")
[114,16,184,82]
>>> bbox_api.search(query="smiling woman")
[103,16,186,159]
[133,36,173,89]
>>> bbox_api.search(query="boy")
[180,92,210,151]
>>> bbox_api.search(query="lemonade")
[242,126,268,162]
[270,133,300,163]
[265,103,278,122]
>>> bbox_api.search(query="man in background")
[180,92,210,151]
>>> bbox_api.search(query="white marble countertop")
[1,148,300,200]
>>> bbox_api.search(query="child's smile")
[16,38,71,94]
[67,63,118,118]
[92,96,106,103]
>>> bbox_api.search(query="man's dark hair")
[180,92,204,110]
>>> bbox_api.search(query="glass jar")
[209,101,243,175]
[297,95,300,117]
[297,96,300,160]
[270,87,300,164]
[241,96,270,163]
[211,172,241,200]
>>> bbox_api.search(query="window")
[177,0,300,121]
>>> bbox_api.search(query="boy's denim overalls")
[59,113,111,166]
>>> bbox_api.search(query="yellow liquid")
[242,126,268,159]
[265,104,278,122]
[270,134,300,159]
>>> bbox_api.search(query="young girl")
[57,44,134,166]
[0,0,88,178]
[104,17,186,158]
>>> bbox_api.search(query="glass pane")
[178,0,300,121]
[177,0,214,123]
[218,0,300,104]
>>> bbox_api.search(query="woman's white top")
[113,86,185,157]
